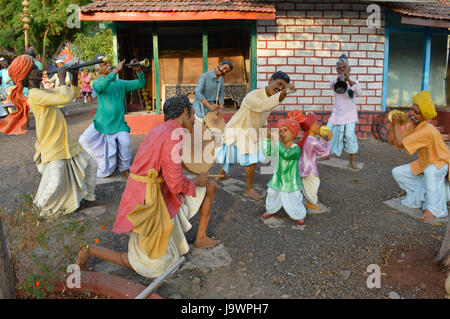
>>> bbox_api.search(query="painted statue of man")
[193,60,233,120]
[327,54,363,170]
[389,90,450,221]
[77,96,219,279]
[79,58,145,179]
[216,71,295,200]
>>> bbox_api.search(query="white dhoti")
[128,186,207,278]
[79,123,132,178]
[265,187,306,220]
[301,174,320,205]
[34,150,98,217]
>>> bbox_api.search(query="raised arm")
[28,86,80,107]
[124,72,146,93]
[92,72,116,94]
[246,90,282,113]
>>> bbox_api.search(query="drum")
[182,119,216,175]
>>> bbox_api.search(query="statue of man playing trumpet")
[79,57,146,179]
[388,91,450,221]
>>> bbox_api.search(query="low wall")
[437,109,450,134]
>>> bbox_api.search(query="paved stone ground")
[0,103,448,299]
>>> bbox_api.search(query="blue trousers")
[392,163,449,218]
[327,122,358,156]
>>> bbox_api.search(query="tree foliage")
[0,0,97,68]
[71,29,113,63]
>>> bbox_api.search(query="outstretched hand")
[129,59,142,73]
[114,60,126,74]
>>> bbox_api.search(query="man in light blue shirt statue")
[0,58,13,90]
[193,60,233,120]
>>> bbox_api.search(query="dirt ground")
[0,103,448,299]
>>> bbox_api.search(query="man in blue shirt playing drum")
[193,60,233,121]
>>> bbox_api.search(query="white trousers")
[392,163,450,218]
[265,187,306,220]
[34,150,97,216]
[79,123,131,178]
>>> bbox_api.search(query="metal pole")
[135,256,185,299]
[421,28,432,91]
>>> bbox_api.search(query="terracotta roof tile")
[385,1,450,20]
[81,0,276,13]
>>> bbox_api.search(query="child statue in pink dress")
[80,69,93,104]
[297,111,333,214]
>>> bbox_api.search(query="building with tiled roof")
[80,1,450,140]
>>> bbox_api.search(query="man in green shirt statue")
[79,57,145,178]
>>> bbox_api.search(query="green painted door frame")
[153,25,161,114]
[111,22,119,75]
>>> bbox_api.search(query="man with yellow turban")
[389,91,450,221]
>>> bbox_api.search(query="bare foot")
[348,162,359,171]
[421,209,435,221]
[194,236,220,248]
[76,245,90,271]
[318,156,330,162]
[245,188,263,200]
[121,170,130,179]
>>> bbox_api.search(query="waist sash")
[126,169,173,259]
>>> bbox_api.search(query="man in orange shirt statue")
[389,91,450,221]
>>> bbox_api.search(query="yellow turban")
[412,90,437,120]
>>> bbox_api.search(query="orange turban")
[277,118,300,138]
[295,112,319,150]
[0,55,34,135]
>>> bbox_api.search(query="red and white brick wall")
[257,0,386,113]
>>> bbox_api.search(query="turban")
[0,54,34,135]
[412,90,436,121]
[296,112,319,150]
[277,119,300,139]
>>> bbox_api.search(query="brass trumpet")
[125,59,150,67]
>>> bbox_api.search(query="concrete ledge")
[383,197,448,224]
